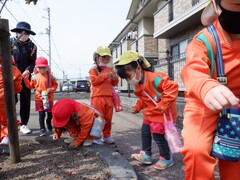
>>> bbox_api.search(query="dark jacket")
[11,37,37,73]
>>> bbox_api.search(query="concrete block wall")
[32,92,185,121]
[120,96,185,120]
[30,92,90,101]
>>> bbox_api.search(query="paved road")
[16,98,185,180]
[111,109,185,180]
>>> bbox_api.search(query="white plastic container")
[90,116,105,138]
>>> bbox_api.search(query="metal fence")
[154,52,186,91]
[154,53,187,120]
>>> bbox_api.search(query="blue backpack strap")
[206,25,227,85]
[206,24,227,115]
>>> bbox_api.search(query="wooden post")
[0,18,21,163]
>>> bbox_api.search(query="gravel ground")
[0,139,110,180]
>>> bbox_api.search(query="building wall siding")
[174,0,192,18]
[144,36,158,53]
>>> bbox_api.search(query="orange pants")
[0,104,8,140]
[181,100,240,180]
[91,96,113,138]
[0,104,20,141]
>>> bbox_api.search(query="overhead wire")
[3,0,65,76]
[0,0,7,17]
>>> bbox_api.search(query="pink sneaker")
[131,151,152,164]
[0,136,9,153]
[154,157,174,170]
[0,136,9,145]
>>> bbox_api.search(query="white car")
[62,83,74,92]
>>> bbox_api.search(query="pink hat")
[52,99,80,128]
[35,57,48,67]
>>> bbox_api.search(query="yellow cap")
[42,91,48,95]
[115,50,151,68]
[97,46,112,56]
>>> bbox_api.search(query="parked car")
[75,80,90,92]
[62,83,74,92]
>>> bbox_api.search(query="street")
[16,98,185,180]
[111,108,185,180]
[16,96,223,180]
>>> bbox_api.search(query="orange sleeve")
[24,76,37,90]
[180,34,221,101]
[89,67,108,86]
[12,66,22,93]
[156,75,178,112]
[49,76,58,93]
[74,108,94,146]
[111,71,119,87]
[133,98,145,112]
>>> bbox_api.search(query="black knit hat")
[11,21,36,35]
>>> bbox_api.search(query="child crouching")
[52,99,105,148]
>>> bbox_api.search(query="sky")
[0,0,132,80]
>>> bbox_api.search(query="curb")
[84,145,137,180]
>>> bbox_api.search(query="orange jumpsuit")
[180,20,240,180]
[0,63,22,140]
[24,73,58,111]
[53,103,96,146]
[133,71,178,123]
[89,66,119,138]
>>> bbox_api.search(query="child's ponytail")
[137,58,152,72]
[93,51,102,72]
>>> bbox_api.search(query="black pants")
[17,84,31,126]
[39,111,53,131]
[141,124,170,160]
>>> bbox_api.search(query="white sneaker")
[20,125,32,134]
[93,139,104,145]
[83,139,93,147]
[102,136,115,144]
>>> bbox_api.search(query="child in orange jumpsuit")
[24,57,58,136]
[115,50,178,170]
[52,99,103,148]
[89,46,119,145]
[0,57,22,154]
[180,0,240,179]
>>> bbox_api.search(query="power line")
[0,0,7,17]
[2,1,65,75]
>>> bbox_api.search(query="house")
[109,0,209,118]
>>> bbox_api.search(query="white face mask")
[17,33,29,42]
[99,62,109,67]
[128,71,141,85]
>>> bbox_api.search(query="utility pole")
[43,8,51,69]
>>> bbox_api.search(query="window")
[171,40,188,60]
[192,0,200,6]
